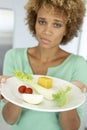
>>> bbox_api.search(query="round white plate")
[1,76,86,112]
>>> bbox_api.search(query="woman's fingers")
[0,76,9,84]
[0,76,10,100]
[71,80,87,92]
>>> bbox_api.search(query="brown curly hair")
[25,0,85,45]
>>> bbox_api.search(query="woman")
[0,0,87,130]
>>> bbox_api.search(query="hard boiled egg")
[22,94,43,104]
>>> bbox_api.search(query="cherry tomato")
[18,85,26,93]
[24,88,33,94]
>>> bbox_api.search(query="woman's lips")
[41,38,51,44]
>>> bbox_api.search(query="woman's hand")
[0,76,10,100]
[71,80,87,92]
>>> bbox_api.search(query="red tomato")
[18,85,26,93]
[24,88,33,94]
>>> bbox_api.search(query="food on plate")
[18,85,33,94]
[22,81,55,100]
[18,85,26,93]
[14,70,71,103]
[23,94,43,104]
[52,86,71,107]
[13,70,33,80]
[14,70,55,100]
[24,87,33,94]
[37,76,53,89]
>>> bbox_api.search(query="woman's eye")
[38,20,46,25]
[53,23,62,28]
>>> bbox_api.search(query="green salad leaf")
[52,86,71,107]
[13,70,33,81]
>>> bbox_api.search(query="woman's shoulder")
[69,54,85,61]
[69,54,87,65]
[5,48,27,56]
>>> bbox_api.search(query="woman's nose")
[44,25,52,35]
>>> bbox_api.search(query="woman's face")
[35,6,67,49]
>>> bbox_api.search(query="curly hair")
[25,0,85,45]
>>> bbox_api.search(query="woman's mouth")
[41,38,51,44]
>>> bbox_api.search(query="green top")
[1,48,87,130]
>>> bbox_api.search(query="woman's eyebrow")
[38,17,62,21]
[37,17,45,20]
[53,19,64,23]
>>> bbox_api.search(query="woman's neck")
[35,46,62,62]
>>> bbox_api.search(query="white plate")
[1,76,86,112]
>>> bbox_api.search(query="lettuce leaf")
[52,86,71,107]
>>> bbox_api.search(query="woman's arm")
[2,102,22,124]
[0,76,22,124]
[59,109,80,130]
[59,80,87,130]
[71,80,87,92]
